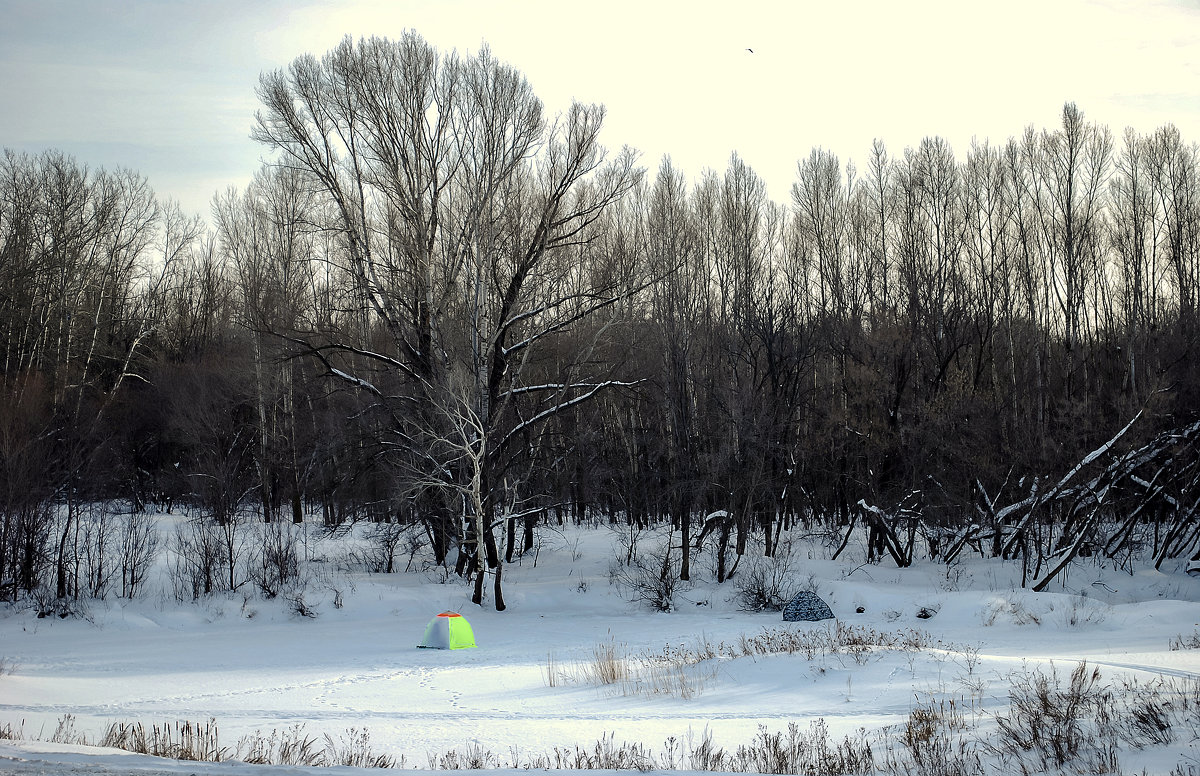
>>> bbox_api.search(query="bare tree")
[251,33,640,608]
[1109,127,1165,409]
[215,165,323,524]
[0,152,161,601]
[1146,125,1200,324]
[1020,103,1113,401]
[645,157,703,580]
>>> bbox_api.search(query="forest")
[2,31,1199,612]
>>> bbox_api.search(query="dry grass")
[49,714,81,744]
[730,622,959,664]
[448,670,1197,773]
[584,638,633,685]
[882,697,983,776]
[0,721,21,741]
[433,723,873,774]
[544,624,978,701]
[733,721,874,776]
[545,651,561,686]
[323,727,398,768]
[984,662,1200,775]
[31,716,396,769]
[982,596,1042,626]
[545,624,975,701]
[543,732,657,771]
[546,637,714,699]
[429,741,499,769]
[17,665,1200,773]
[626,660,712,699]
[99,719,226,762]
[235,724,323,766]
[234,725,398,768]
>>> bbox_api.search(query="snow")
[2,517,1199,774]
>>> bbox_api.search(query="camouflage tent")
[782,591,834,622]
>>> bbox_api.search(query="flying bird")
[746,48,754,53]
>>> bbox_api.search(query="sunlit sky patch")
[4,0,1198,219]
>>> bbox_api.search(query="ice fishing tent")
[418,611,476,649]
[783,591,835,622]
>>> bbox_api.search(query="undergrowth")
[545,623,979,699]
[9,661,1198,773]
[27,716,398,768]
[987,662,1200,774]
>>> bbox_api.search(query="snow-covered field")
[2,516,1199,774]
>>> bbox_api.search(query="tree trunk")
[504,515,516,563]
[716,522,730,583]
[679,501,691,582]
[523,513,536,553]
[493,562,506,611]
[291,489,303,525]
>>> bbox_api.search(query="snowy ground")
[1,517,1199,774]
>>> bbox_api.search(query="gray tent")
[783,590,834,622]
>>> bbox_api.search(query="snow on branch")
[278,334,421,383]
[498,379,640,451]
[501,381,624,400]
[329,368,382,396]
[500,292,623,357]
[1000,410,1142,558]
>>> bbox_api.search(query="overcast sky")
[4,0,1200,220]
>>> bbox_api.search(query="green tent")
[418,611,476,649]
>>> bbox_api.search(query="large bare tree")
[251,33,640,608]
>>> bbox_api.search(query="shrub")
[611,540,687,612]
[288,593,318,618]
[250,520,302,598]
[732,552,799,612]
[117,510,160,598]
[168,519,228,600]
[990,662,1111,772]
[356,521,418,574]
[893,698,983,776]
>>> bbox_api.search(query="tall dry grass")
[9,661,1198,773]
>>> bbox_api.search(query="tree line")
[2,32,1199,609]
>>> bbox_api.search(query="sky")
[4,0,1200,220]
